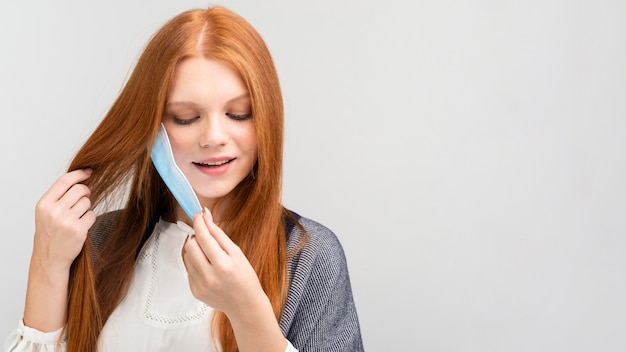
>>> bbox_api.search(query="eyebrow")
[166,93,251,108]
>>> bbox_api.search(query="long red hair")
[64,7,286,351]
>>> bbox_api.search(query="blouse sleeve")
[4,319,66,352]
[285,340,298,352]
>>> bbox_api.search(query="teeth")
[200,160,230,166]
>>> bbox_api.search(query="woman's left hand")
[183,208,289,351]
[183,208,266,317]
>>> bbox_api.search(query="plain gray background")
[1,0,626,351]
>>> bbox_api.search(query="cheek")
[233,124,258,155]
[167,134,192,165]
[245,132,259,159]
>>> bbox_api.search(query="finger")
[193,212,227,262]
[203,210,237,255]
[68,196,92,219]
[80,209,97,227]
[184,237,212,272]
[59,183,92,210]
[43,169,93,202]
[72,209,97,238]
[182,243,213,304]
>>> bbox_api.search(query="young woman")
[4,6,363,352]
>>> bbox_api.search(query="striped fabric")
[280,213,365,351]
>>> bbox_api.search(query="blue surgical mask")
[150,123,202,220]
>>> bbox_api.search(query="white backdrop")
[1,0,626,351]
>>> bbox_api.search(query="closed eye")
[226,113,252,121]
[173,116,200,125]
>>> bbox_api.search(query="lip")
[193,157,235,176]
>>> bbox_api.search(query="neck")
[172,198,228,226]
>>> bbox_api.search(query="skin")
[171,57,287,351]
[22,57,287,351]
[163,56,258,218]
[186,209,287,352]
[24,169,95,331]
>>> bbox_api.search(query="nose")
[200,114,229,147]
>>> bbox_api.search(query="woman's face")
[163,57,257,215]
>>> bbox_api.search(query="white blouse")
[5,219,296,352]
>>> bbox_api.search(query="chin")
[196,189,234,204]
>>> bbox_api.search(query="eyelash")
[172,113,252,125]
[173,116,199,125]
[226,113,252,121]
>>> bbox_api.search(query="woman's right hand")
[22,168,96,331]
[32,169,96,273]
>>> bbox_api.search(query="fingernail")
[84,168,93,175]
[204,207,213,222]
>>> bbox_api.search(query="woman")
[5,6,363,352]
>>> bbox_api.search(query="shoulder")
[280,211,364,349]
[285,210,348,268]
[283,210,352,294]
[88,210,123,252]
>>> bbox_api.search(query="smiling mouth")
[193,159,235,168]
